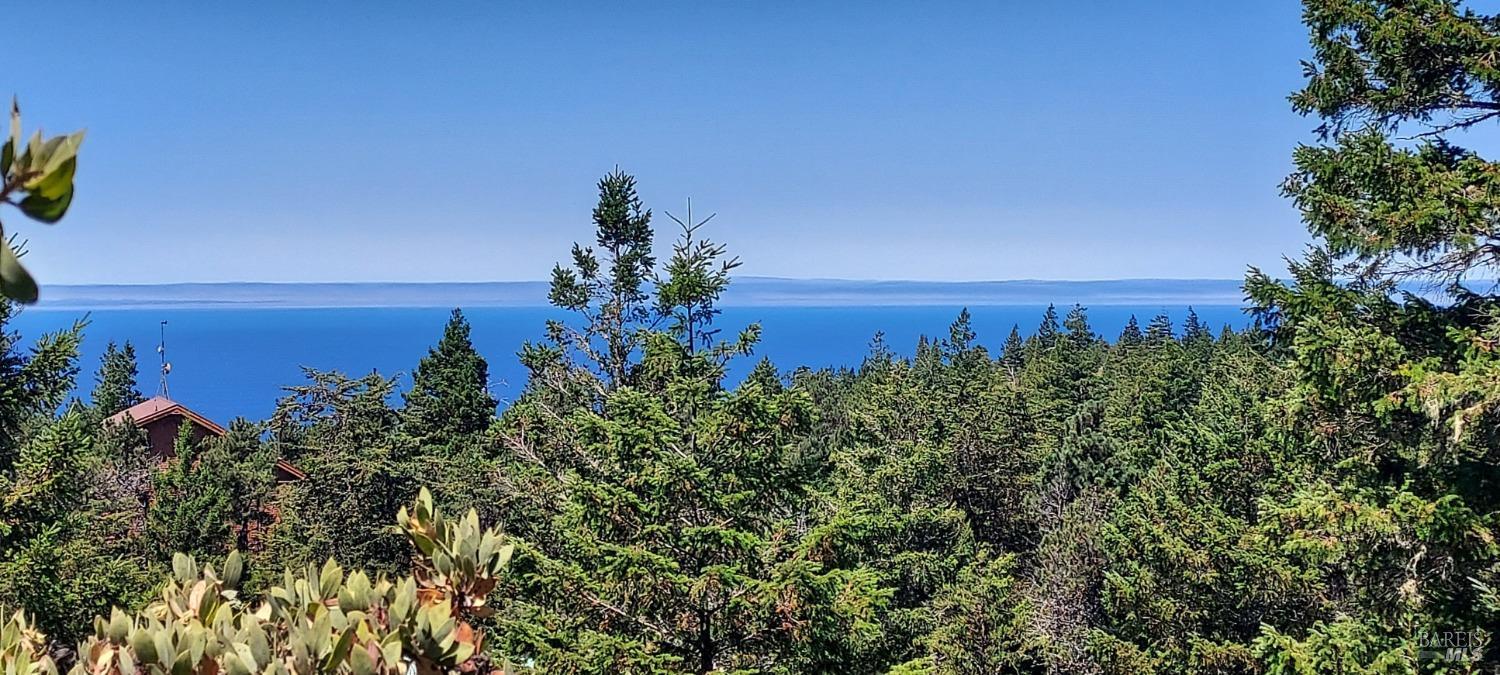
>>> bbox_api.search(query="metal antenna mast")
[157,320,171,398]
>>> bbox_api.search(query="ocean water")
[9,305,1248,424]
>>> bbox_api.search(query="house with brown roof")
[106,396,305,482]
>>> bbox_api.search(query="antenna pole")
[158,320,170,398]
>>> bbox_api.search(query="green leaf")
[39,130,82,177]
[222,551,244,589]
[0,242,37,304]
[153,630,174,667]
[319,558,344,600]
[107,609,131,642]
[28,155,74,200]
[118,646,137,675]
[171,650,195,675]
[452,641,474,665]
[223,653,250,675]
[18,129,41,173]
[245,622,270,667]
[408,531,436,557]
[18,183,73,223]
[172,553,195,583]
[325,626,357,671]
[350,644,376,675]
[129,628,157,665]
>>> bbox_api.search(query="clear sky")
[11,1,1316,284]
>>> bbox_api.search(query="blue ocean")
[9,301,1248,424]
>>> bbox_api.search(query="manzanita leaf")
[222,551,244,590]
[17,184,72,224]
[0,242,37,304]
[28,156,74,200]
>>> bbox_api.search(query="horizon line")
[43,276,1251,288]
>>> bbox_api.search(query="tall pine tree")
[548,169,656,389]
[92,340,143,417]
[500,192,885,672]
[402,308,496,442]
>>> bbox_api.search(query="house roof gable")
[104,396,305,480]
[106,396,228,435]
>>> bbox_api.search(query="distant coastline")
[27,278,1250,310]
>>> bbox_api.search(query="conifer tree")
[1243,0,1500,664]
[942,308,986,376]
[1118,315,1144,346]
[1022,304,1102,444]
[862,331,895,375]
[1181,306,1209,344]
[0,303,83,461]
[1144,312,1173,343]
[744,356,783,392]
[1063,304,1097,348]
[500,192,884,672]
[655,200,739,356]
[915,554,1036,672]
[1000,324,1025,375]
[946,308,976,353]
[1034,303,1061,349]
[91,340,142,417]
[402,308,496,442]
[266,369,414,576]
[1,409,153,644]
[200,420,278,552]
[548,169,656,389]
[1049,399,1120,495]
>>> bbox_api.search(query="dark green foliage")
[913,554,1036,674]
[548,169,657,389]
[504,344,886,672]
[497,185,889,674]
[1049,400,1122,495]
[265,369,415,576]
[1144,312,1173,343]
[1034,303,1061,349]
[1118,316,1143,347]
[147,422,235,558]
[91,341,142,417]
[1285,0,1500,283]
[1182,307,1209,345]
[655,202,739,355]
[1238,0,1500,668]
[204,420,278,552]
[144,418,277,560]
[0,302,82,462]
[0,306,152,644]
[403,308,496,442]
[1001,324,1025,375]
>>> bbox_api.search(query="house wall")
[143,415,217,461]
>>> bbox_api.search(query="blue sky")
[11,1,1314,284]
